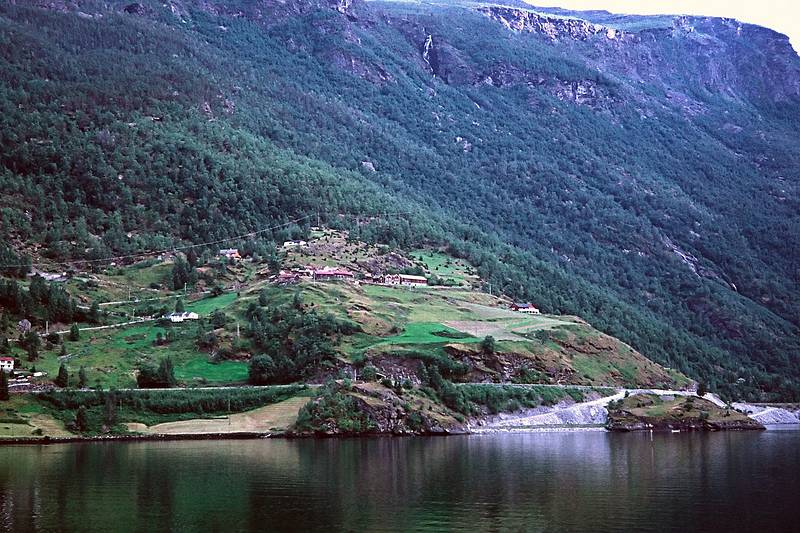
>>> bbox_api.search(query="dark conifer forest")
[0,0,799,399]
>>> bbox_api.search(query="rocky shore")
[606,394,765,432]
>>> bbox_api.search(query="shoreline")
[4,423,798,446]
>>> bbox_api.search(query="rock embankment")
[607,395,764,432]
[732,403,800,425]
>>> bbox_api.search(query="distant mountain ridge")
[0,0,798,400]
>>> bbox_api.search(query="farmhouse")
[283,240,308,248]
[219,248,241,260]
[313,267,354,281]
[165,312,200,323]
[276,270,300,284]
[0,357,14,373]
[385,274,428,287]
[511,302,540,314]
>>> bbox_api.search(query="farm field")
[409,250,478,286]
[128,396,311,435]
[175,359,249,383]
[9,288,249,389]
[0,396,70,438]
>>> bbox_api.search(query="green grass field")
[175,359,249,383]
[410,250,476,284]
[376,322,480,345]
[186,292,238,314]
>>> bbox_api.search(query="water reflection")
[1,430,798,532]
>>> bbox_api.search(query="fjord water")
[1,430,799,532]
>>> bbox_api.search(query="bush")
[360,365,378,381]
[480,335,496,354]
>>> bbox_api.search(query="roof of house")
[315,268,353,276]
[399,274,428,282]
[513,302,536,308]
[0,357,14,362]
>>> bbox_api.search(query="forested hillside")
[0,0,798,400]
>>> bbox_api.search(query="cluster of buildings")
[219,248,242,261]
[164,311,200,323]
[273,266,430,288]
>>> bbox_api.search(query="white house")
[385,274,428,287]
[283,240,308,248]
[219,248,241,260]
[511,302,540,314]
[0,357,14,373]
[165,312,200,323]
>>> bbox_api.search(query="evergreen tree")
[69,323,80,342]
[158,357,176,387]
[89,301,101,323]
[186,248,198,268]
[26,344,38,362]
[210,309,227,328]
[55,363,69,388]
[175,298,185,314]
[75,406,88,432]
[292,291,303,311]
[0,371,9,401]
[481,335,496,355]
[137,357,176,388]
[78,366,88,389]
[104,391,117,427]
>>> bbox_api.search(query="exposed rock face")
[123,3,145,15]
[732,403,800,424]
[294,383,467,436]
[478,6,624,42]
[552,79,609,107]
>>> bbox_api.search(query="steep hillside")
[0,0,798,399]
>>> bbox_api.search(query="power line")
[0,210,415,270]
[0,214,314,269]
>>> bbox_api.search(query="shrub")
[360,365,378,381]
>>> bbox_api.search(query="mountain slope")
[0,0,798,400]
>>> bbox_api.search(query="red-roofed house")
[0,357,14,373]
[511,302,540,314]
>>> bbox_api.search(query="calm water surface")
[1,429,799,532]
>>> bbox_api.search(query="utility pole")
[45,321,48,335]
[236,322,240,340]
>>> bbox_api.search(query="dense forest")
[0,0,798,399]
